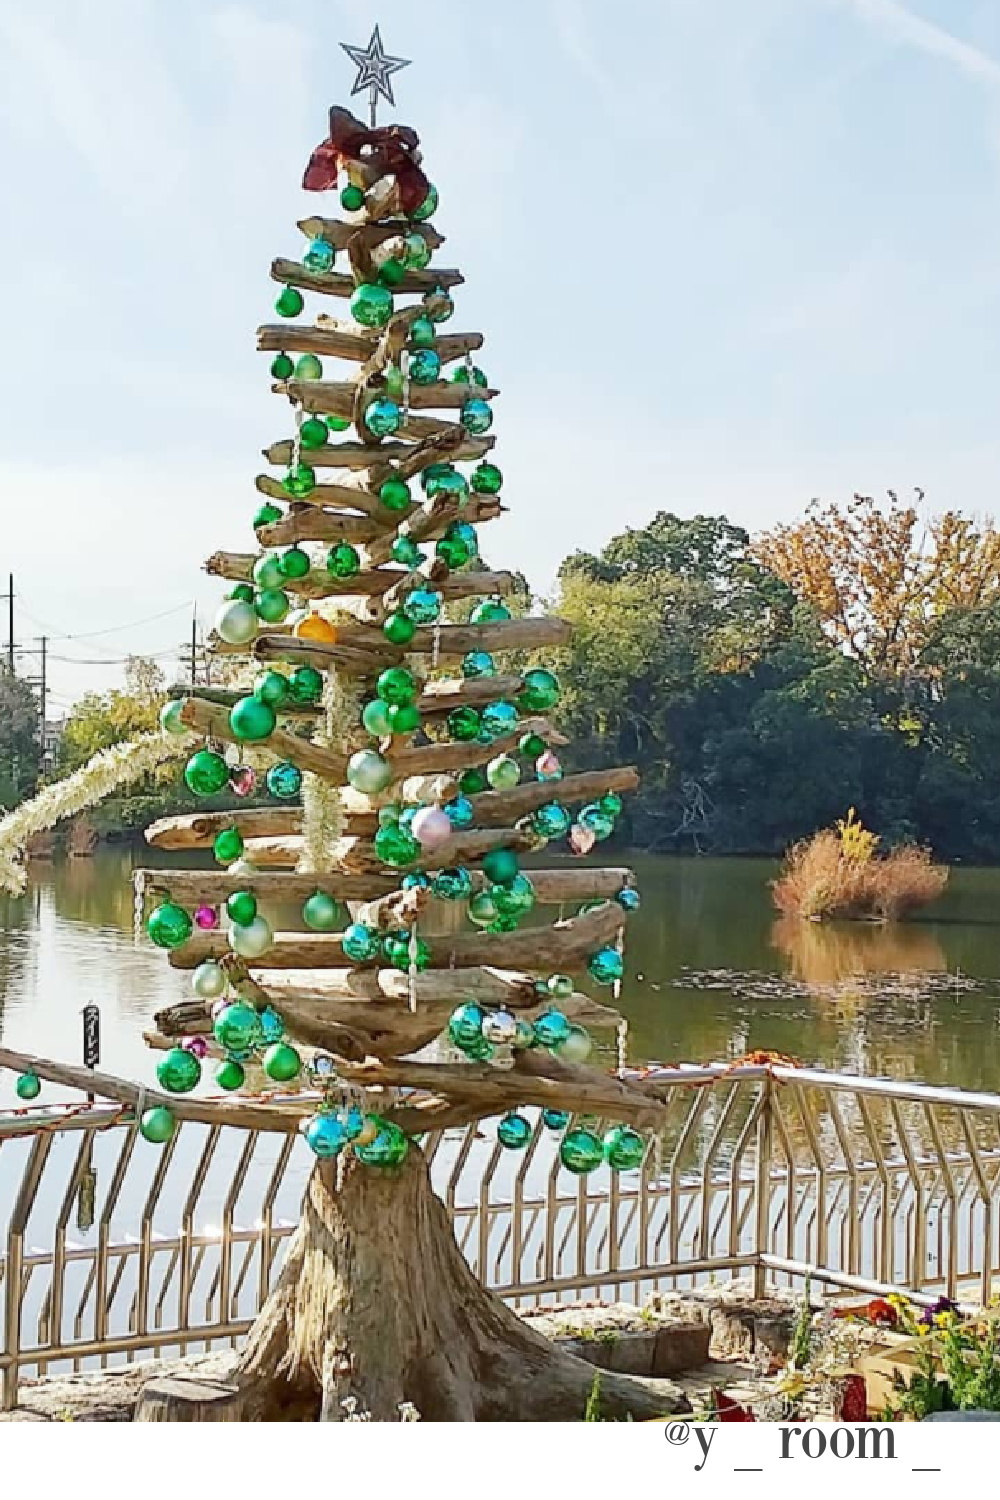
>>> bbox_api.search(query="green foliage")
[584,1371,602,1421]
[0,672,41,808]
[59,657,166,773]
[789,1276,814,1371]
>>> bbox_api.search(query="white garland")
[0,730,194,896]
[297,666,359,875]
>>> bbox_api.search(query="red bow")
[303,106,430,215]
[712,1390,756,1422]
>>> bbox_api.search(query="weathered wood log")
[297,216,446,251]
[134,1378,245,1423]
[264,435,494,470]
[271,256,463,299]
[178,698,348,781]
[418,674,524,713]
[166,682,317,718]
[383,715,565,777]
[144,806,302,850]
[470,766,640,826]
[363,495,504,566]
[330,826,534,877]
[280,377,498,417]
[252,636,395,677]
[257,318,481,365]
[256,510,380,547]
[255,472,384,517]
[409,616,572,656]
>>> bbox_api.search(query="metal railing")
[3,1061,1000,1409]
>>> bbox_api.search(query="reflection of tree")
[55,849,137,932]
[771,917,946,987]
[0,883,37,1037]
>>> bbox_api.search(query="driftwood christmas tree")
[0,47,687,1421]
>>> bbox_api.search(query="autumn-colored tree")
[752,491,1000,680]
[59,657,166,773]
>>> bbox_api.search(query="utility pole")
[2,572,13,674]
[39,635,47,766]
[190,611,197,689]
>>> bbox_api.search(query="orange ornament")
[294,614,337,644]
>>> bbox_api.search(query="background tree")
[0,673,40,808]
[59,656,166,772]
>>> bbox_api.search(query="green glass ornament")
[534,803,571,839]
[362,698,394,737]
[391,535,424,568]
[299,416,329,450]
[603,1124,645,1172]
[518,668,561,713]
[226,890,257,926]
[402,587,442,624]
[512,1019,536,1050]
[230,583,254,604]
[387,702,421,735]
[294,353,323,381]
[459,768,488,794]
[267,761,302,799]
[213,826,244,866]
[215,1059,245,1092]
[404,231,432,270]
[254,501,282,530]
[384,932,430,971]
[15,1072,41,1101]
[254,588,290,624]
[289,666,323,703]
[492,873,535,917]
[486,754,520,790]
[451,363,488,386]
[560,1128,605,1175]
[340,183,365,212]
[379,804,402,828]
[482,847,520,887]
[302,891,341,932]
[379,476,411,512]
[425,287,453,323]
[542,1108,571,1130]
[601,792,624,817]
[283,463,316,498]
[342,922,381,962]
[519,731,547,757]
[408,347,440,384]
[432,866,472,901]
[229,696,276,743]
[263,1042,301,1082]
[497,1112,532,1150]
[213,1002,258,1054]
[383,611,416,646]
[436,532,472,569]
[471,597,511,624]
[374,824,421,867]
[350,282,393,328]
[383,363,405,398]
[448,706,481,741]
[156,1046,202,1094]
[423,466,468,502]
[448,1001,485,1049]
[462,651,495,679]
[275,286,304,318]
[303,237,335,272]
[326,413,351,432]
[327,542,361,578]
[579,803,616,841]
[355,1118,409,1168]
[409,315,436,348]
[460,397,493,434]
[270,352,294,380]
[557,1025,592,1064]
[184,749,229,797]
[412,184,439,221]
[255,669,290,707]
[377,666,417,705]
[468,889,500,927]
[588,947,624,985]
[140,1106,176,1143]
[159,699,186,736]
[534,1010,571,1048]
[147,900,193,949]
[378,258,407,288]
[365,398,402,438]
[280,546,311,580]
[471,462,502,494]
[548,974,575,1000]
[346,749,393,795]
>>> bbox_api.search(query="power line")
[14,592,193,645]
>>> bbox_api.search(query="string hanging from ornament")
[408,922,420,1014]
[132,869,147,946]
[432,620,442,671]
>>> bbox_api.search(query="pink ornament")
[411,804,453,852]
[181,1035,209,1059]
[536,750,562,780]
[211,998,229,1018]
[229,765,257,798]
[569,822,596,856]
[194,904,219,930]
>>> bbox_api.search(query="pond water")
[2,848,1000,1102]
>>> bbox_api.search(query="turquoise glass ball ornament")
[377,666,417,705]
[460,397,493,435]
[424,466,468,502]
[147,900,193,950]
[518,669,561,713]
[347,750,394,795]
[304,1111,349,1158]
[213,1002,258,1054]
[471,597,511,624]
[588,947,625,985]
[533,1010,571,1048]
[254,501,283,529]
[192,960,227,1000]
[303,891,341,931]
[279,546,311,580]
[408,348,440,383]
[254,588,290,624]
[447,706,481,741]
[579,803,616,841]
[604,1125,646,1172]
[282,463,316,498]
[471,462,502,494]
[467,889,500,927]
[425,288,454,323]
[444,794,474,829]
[391,535,424,568]
[402,587,442,624]
[483,847,519,886]
[263,1042,301,1083]
[512,1018,536,1050]
[542,1109,571,1131]
[156,1046,202,1095]
[254,669,290,707]
[409,314,436,348]
[448,1001,485,1050]
[350,282,394,328]
[462,651,496,680]
[303,237,335,271]
[374,824,421,867]
[379,476,411,512]
[294,353,323,381]
[617,886,641,912]
[159,699,187,735]
[401,871,429,890]
[327,542,361,578]
[412,183,439,221]
[214,598,258,646]
[229,696,276,743]
[355,1119,409,1168]
[275,286,304,318]
[364,398,402,439]
[266,761,302,799]
[270,352,294,380]
[229,915,273,959]
[140,1106,176,1144]
[299,416,329,450]
[556,1025,592,1064]
[289,666,323,704]
[184,749,230,797]
[253,553,285,590]
[362,698,394,737]
[486,754,520,790]
[560,1128,605,1175]
[497,1112,532,1150]
[547,973,575,1000]
[342,922,381,962]
[15,1072,41,1101]
[432,866,472,901]
[226,890,257,926]
[481,701,519,740]
[534,802,572,839]
[215,1059,245,1092]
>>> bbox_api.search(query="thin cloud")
[840,0,1000,84]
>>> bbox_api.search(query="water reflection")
[771,916,947,986]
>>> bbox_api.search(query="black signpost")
[82,1002,100,1098]
[78,1004,101,1232]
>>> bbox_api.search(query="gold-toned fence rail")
[3,1063,1000,1409]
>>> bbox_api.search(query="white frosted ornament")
[347,749,394,795]
[228,915,273,959]
[215,599,258,646]
[557,1025,592,1064]
[482,1009,517,1045]
[192,960,227,999]
[411,805,453,852]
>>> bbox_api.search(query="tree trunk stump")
[134,1377,245,1422]
[235,1146,691,1422]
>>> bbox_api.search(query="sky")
[2,0,1000,714]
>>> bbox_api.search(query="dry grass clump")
[773,817,948,922]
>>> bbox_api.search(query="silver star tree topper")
[340,25,411,127]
